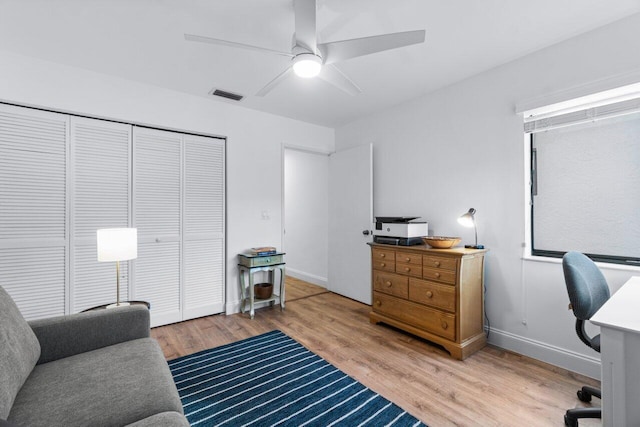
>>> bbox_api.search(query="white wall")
[283,148,329,286]
[0,50,334,315]
[335,13,640,378]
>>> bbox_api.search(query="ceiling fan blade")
[256,67,293,97]
[318,29,425,64]
[185,34,293,58]
[317,64,361,96]
[294,0,317,53]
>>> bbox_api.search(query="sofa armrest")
[28,305,150,364]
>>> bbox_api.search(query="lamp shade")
[457,208,476,227]
[97,228,137,262]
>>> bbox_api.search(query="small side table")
[81,301,151,312]
[238,252,286,319]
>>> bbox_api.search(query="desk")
[238,253,286,319]
[590,275,640,426]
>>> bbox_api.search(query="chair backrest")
[562,251,610,321]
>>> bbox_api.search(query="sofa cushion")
[8,338,183,427]
[0,286,41,419]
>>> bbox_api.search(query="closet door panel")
[183,136,225,319]
[134,128,181,239]
[0,105,69,318]
[136,241,181,326]
[0,247,66,319]
[133,127,182,325]
[184,238,224,318]
[71,118,131,312]
[184,136,225,237]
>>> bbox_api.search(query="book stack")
[248,246,277,256]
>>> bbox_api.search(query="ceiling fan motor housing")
[292,53,322,78]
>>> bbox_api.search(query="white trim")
[285,267,328,288]
[522,255,640,274]
[282,142,333,156]
[515,68,640,115]
[487,327,601,379]
[225,298,274,316]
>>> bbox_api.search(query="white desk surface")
[591,276,640,333]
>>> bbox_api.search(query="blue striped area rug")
[168,330,427,427]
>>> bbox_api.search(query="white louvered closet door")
[183,135,225,320]
[0,105,69,319]
[71,118,131,312]
[133,127,182,326]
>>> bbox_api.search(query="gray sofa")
[0,286,189,427]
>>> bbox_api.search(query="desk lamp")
[458,208,484,249]
[97,228,137,308]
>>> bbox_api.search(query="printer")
[373,216,428,246]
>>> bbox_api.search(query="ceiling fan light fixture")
[292,53,322,78]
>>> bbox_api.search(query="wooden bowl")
[254,283,273,299]
[422,236,461,249]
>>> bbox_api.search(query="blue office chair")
[562,251,609,427]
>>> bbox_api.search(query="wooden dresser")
[368,243,487,360]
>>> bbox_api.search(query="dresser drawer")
[409,278,456,312]
[373,291,456,341]
[373,271,408,298]
[396,252,422,265]
[396,262,422,278]
[423,255,457,271]
[422,267,456,285]
[372,248,396,272]
[238,254,284,267]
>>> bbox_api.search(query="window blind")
[524,96,640,134]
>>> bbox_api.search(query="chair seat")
[8,338,183,427]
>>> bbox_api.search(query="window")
[526,95,640,265]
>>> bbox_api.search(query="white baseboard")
[226,300,241,315]
[487,326,601,379]
[285,268,327,288]
[225,298,279,315]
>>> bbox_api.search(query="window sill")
[522,254,640,273]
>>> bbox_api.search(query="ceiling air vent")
[210,89,244,101]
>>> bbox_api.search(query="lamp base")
[465,244,485,249]
[106,302,131,309]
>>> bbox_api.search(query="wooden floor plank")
[152,278,600,427]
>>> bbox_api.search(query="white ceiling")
[1,0,639,128]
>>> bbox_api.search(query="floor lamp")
[97,228,137,308]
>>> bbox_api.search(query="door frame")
[280,143,333,282]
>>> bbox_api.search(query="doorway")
[282,146,330,291]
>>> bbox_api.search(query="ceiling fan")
[185,0,425,97]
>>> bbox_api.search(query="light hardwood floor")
[152,278,600,427]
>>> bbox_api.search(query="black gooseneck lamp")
[458,208,484,249]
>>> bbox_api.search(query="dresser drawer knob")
[380,253,386,258]
[405,257,410,262]
[385,281,392,287]
[375,300,381,307]
[441,321,448,330]
[426,291,433,298]
[435,261,440,267]
[380,263,386,268]
[435,272,441,278]
[405,267,410,272]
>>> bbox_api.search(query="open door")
[328,144,373,304]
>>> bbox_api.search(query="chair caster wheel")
[577,390,592,402]
[564,414,578,427]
